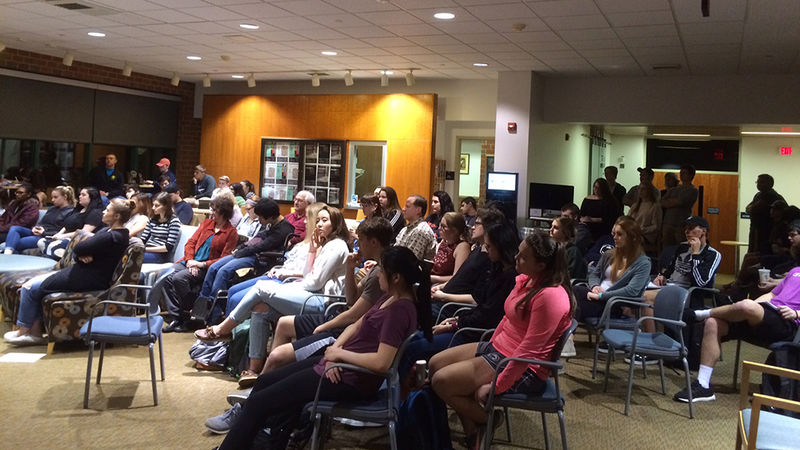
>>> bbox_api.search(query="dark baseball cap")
[164,183,181,194]
[637,167,655,177]
[684,216,709,229]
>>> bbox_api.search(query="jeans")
[143,252,170,264]
[159,262,207,321]
[16,273,54,328]
[198,254,257,300]
[210,276,270,323]
[5,225,40,252]
[228,280,322,324]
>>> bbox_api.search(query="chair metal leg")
[96,342,106,384]
[388,420,398,450]
[732,339,742,389]
[603,346,613,392]
[541,412,550,450]
[640,355,647,379]
[658,359,666,395]
[682,357,694,419]
[504,407,512,442]
[83,340,95,409]
[149,342,158,406]
[482,409,495,450]
[624,352,637,416]
[157,335,165,381]
[310,413,322,450]
[557,410,568,450]
[592,335,601,379]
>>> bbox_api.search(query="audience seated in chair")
[580,178,620,249]
[673,266,800,404]
[0,182,40,243]
[425,190,454,240]
[125,193,152,237]
[285,190,314,244]
[4,185,75,255]
[164,183,193,225]
[429,233,574,449]
[236,199,262,239]
[203,246,432,448]
[395,195,436,262]
[42,187,104,258]
[378,186,404,241]
[642,215,721,332]
[4,198,134,346]
[549,216,587,280]
[191,164,216,199]
[430,212,471,285]
[139,192,182,264]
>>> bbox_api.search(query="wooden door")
[653,172,739,275]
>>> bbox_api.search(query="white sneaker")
[4,330,19,341]
[6,334,47,346]
[624,354,660,366]
[560,335,576,358]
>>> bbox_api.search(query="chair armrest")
[300,293,345,315]
[309,362,392,420]
[449,327,493,347]
[435,301,476,323]
[599,296,648,329]
[636,316,685,329]
[325,301,348,317]
[687,286,720,308]
[484,355,564,412]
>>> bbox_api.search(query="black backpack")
[397,387,453,450]
[761,342,800,418]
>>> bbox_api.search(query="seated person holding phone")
[674,266,800,403]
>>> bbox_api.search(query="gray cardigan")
[588,251,651,300]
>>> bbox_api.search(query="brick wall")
[0,47,200,189]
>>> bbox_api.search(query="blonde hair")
[53,185,76,207]
[304,202,325,244]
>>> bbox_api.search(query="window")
[346,141,386,207]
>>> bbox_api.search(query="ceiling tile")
[423,43,476,53]
[224,3,295,18]
[596,0,670,14]
[570,38,625,50]
[672,0,746,23]
[559,28,618,42]
[504,30,563,43]
[406,34,462,46]
[384,45,435,55]
[271,1,344,16]
[324,0,398,13]
[137,8,206,23]
[261,16,324,31]
[180,6,246,21]
[464,3,536,20]
[615,24,678,38]
[606,10,675,27]
[528,0,602,18]
[357,10,422,26]
[93,0,163,12]
[451,32,508,44]
[306,14,375,28]
[579,47,631,58]
[341,26,397,38]
[382,23,443,36]
[484,17,549,33]
[543,15,610,30]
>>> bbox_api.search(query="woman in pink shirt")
[430,233,575,448]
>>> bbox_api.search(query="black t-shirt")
[443,245,490,294]
[62,207,104,232]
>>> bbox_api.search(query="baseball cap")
[164,183,181,194]
[684,216,709,229]
[156,158,170,167]
[637,167,655,177]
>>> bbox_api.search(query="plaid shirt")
[395,218,436,261]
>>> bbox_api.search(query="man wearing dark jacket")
[191,198,294,313]
[88,154,125,199]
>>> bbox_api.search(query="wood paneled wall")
[654,172,739,274]
[201,94,436,217]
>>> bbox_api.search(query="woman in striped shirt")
[140,191,182,264]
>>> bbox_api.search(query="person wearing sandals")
[4,199,133,346]
[195,205,350,382]
[204,246,432,449]
[428,233,575,449]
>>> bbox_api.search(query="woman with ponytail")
[207,245,432,447]
[429,233,575,449]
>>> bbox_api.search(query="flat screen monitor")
[487,171,517,191]
[529,182,574,217]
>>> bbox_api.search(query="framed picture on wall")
[460,153,470,174]
[261,138,346,206]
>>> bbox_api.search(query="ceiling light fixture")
[321,51,337,56]
[652,133,711,138]
[247,73,256,88]
[741,131,800,136]
[239,24,260,30]
[311,73,320,87]
[186,55,202,61]
[473,63,488,67]
[170,73,180,86]
[380,72,389,87]
[122,62,133,77]
[87,31,105,37]
[231,74,244,79]
[203,74,211,88]
[62,51,74,66]
[434,12,455,20]
[344,70,354,86]
[405,69,415,86]
[383,70,393,75]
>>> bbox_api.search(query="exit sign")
[780,146,793,155]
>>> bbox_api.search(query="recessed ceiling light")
[186,55,202,61]
[382,70,393,75]
[321,51,338,56]
[231,74,244,79]
[239,24,260,30]
[473,63,488,67]
[434,12,455,20]
[87,32,105,37]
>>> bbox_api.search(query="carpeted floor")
[0,314,766,450]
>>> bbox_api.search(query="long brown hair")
[516,233,576,318]
[319,205,352,249]
[609,216,644,282]
[441,211,471,244]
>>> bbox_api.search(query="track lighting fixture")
[203,74,211,88]
[62,51,74,67]
[344,70,353,86]
[170,72,180,86]
[405,70,415,86]
[311,73,320,87]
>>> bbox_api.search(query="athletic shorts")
[475,341,547,395]
[724,303,799,348]
[291,313,345,362]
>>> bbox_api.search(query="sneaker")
[334,418,383,427]
[597,343,624,355]
[205,403,243,434]
[624,354,660,366]
[4,330,19,341]
[227,388,252,406]
[560,335,576,358]
[6,333,47,346]
[673,380,716,403]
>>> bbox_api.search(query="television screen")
[487,172,517,191]
[529,183,574,215]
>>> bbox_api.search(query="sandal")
[194,326,232,343]
[238,369,259,388]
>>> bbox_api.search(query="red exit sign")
[780,146,793,155]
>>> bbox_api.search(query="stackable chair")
[600,285,694,418]
[736,360,800,449]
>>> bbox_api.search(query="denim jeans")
[210,275,269,323]
[5,225,39,252]
[16,273,54,328]
[198,254,257,300]
[143,252,170,264]
[228,280,322,324]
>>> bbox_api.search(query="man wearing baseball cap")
[156,158,176,184]
[622,167,661,207]
[640,215,721,332]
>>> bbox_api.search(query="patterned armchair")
[42,243,145,355]
[0,232,91,324]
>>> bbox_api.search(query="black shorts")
[294,314,326,340]
[475,341,547,395]
[724,303,799,348]
[292,314,345,361]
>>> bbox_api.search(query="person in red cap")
[156,158,176,184]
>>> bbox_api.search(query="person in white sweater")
[196,205,351,342]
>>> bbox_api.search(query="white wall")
[458,139,483,198]
[737,136,800,242]
[608,134,646,193]
[495,71,534,219]
[528,124,591,207]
